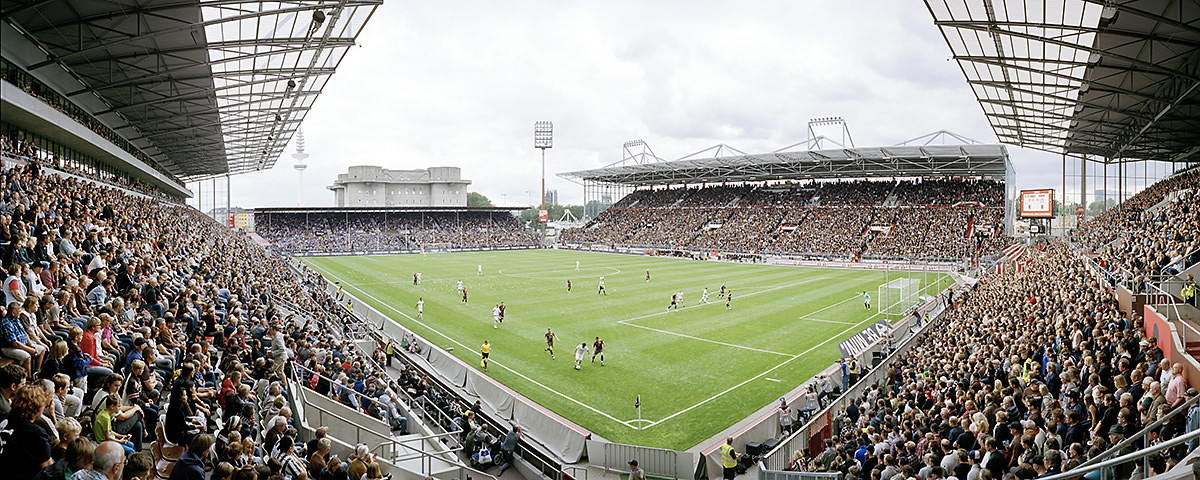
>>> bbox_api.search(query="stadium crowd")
[1072,168,1200,292]
[562,180,1008,260]
[0,157,422,480]
[778,169,1200,480]
[0,133,175,201]
[258,212,537,254]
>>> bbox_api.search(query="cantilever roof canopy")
[925,0,1200,164]
[1,0,379,180]
[560,134,1012,187]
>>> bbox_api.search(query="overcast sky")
[200,0,1079,210]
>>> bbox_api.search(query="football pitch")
[302,249,950,450]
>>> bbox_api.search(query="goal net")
[878,278,921,318]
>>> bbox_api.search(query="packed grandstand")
[1,134,1198,480]
[256,211,538,255]
[559,180,1009,261]
[2,0,1199,479]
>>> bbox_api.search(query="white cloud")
[209,0,1066,210]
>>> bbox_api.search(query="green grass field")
[302,249,949,450]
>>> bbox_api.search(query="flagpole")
[637,394,642,431]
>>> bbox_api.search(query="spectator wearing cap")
[87,251,108,278]
[629,459,646,480]
[1107,424,1134,478]
[124,337,146,374]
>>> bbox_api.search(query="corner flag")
[635,395,640,409]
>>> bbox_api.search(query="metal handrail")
[297,389,395,446]
[300,273,468,432]
[292,329,463,436]
[1145,282,1194,339]
[371,429,462,461]
[1038,428,1200,480]
[296,260,569,480]
[358,410,498,480]
[288,366,492,480]
[1072,393,1200,472]
[292,363,426,430]
[762,288,956,468]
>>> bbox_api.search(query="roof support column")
[1080,157,1087,223]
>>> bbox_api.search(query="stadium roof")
[926,0,1200,164]
[559,131,1012,187]
[1,0,380,180]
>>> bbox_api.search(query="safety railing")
[1071,393,1200,476]
[1039,428,1200,480]
[760,470,842,480]
[369,430,464,470]
[297,387,396,447]
[292,363,425,435]
[761,289,956,470]
[290,371,490,480]
[600,442,689,480]
[293,254,570,480]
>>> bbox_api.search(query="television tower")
[292,129,309,206]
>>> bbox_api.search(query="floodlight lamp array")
[534,121,553,149]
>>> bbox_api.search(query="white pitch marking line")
[617,322,792,356]
[614,276,833,356]
[306,263,639,430]
[797,294,862,318]
[640,297,906,430]
[799,318,858,325]
[619,276,833,325]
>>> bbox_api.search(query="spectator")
[79,441,127,480]
[34,437,93,480]
[0,383,54,478]
[169,433,213,480]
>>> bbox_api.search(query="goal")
[877,278,921,318]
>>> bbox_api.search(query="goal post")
[878,277,921,319]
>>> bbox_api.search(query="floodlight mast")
[534,121,553,245]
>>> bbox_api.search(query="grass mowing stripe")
[305,261,640,430]
[301,250,928,448]
[643,290,913,429]
[614,276,837,356]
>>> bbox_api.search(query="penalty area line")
[641,294,913,430]
[306,263,641,430]
[641,309,887,430]
[799,318,858,325]
[614,276,833,357]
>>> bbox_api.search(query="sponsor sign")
[837,319,893,358]
[538,209,548,222]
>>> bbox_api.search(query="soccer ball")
[575,365,580,370]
